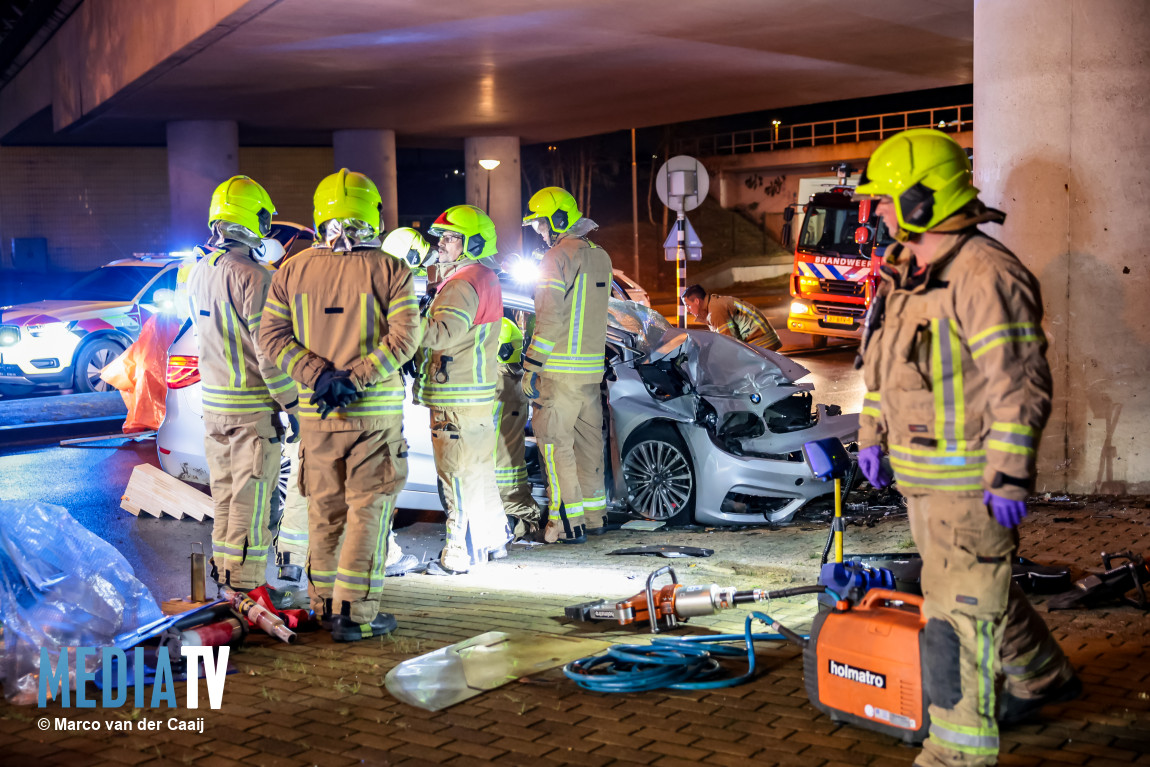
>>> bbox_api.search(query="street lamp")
[478,159,500,212]
[772,120,781,145]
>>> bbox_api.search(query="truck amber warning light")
[828,659,887,689]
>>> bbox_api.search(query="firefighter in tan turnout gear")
[680,286,781,352]
[493,317,542,538]
[188,176,299,593]
[417,205,509,575]
[521,187,612,544]
[854,129,1080,767]
[260,169,420,641]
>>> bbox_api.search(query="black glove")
[310,369,361,420]
[401,358,418,379]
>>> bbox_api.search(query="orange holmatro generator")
[803,589,930,743]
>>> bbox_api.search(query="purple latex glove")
[858,445,892,489]
[985,490,1028,528]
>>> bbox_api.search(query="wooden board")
[121,463,213,521]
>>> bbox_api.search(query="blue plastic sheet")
[0,500,164,704]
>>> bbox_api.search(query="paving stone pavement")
[2,498,1149,766]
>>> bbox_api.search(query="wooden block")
[161,598,214,615]
[121,463,213,521]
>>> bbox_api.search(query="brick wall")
[0,146,332,273]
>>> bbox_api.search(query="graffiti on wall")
[743,173,786,196]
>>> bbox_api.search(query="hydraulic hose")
[564,611,810,693]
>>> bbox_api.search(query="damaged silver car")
[157,279,857,527]
[602,299,858,525]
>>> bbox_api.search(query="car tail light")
[166,355,200,389]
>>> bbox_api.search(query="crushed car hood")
[607,299,810,401]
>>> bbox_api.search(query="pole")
[631,128,639,282]
[833,477,844,563]
[676,211,686,328]
[485,172,492,213]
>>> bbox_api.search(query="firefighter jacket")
[187,243,298,424]
[858,226,1051,502]
[706,295,781,351]
[523,233,613,381]
[414,263,503,408]
[259,246,420,431]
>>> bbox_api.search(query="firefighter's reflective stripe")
[417,382,498,407]
[975,619,995,720]
[387,294,419,321]
[435,305,473,326]
[309,569,336,587]
[583,495,607,513]
[494,465,527,488]
[929,718,999,757]
[931,318,967,446]
[201,384,275,414]
[473,324,491,385]
[219,302,248,389]
[543,444,562,512]
[524,335,555,368]
[1002,634,1064,681]
[862,391,882,419]
[543,352,603,374]
[734,298,772,339]
[539,277,565,292]
[968,322,1043,359]
[889,444,986,491]
[988,422,1038,456]
[567,274,588,352]
[265,298,291,320]
[296,383,405,419]
[270,294,312,379]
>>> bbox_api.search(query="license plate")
[825,315,855,325]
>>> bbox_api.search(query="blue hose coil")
[563,611,806,692]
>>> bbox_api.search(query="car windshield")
[607,298,674,351]
[799,206,893,256]
[60,266,163,301]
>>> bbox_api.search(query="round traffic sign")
[656,155,710,213]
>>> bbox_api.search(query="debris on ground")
[384,631,610,711]
[608,545,714,558]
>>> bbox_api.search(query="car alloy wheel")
[622,425,695,523]
[73,338,126,393]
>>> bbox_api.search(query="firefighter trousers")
[298,424,407,623]
[531,374,606,538]
[494,369,541,537]
[204,418,280,590]
[908,493,1074,767]
[275,440,309,576]
[431,405,509,570]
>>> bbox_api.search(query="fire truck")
[784,165,893,348]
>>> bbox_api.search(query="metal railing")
[674,104,973,157]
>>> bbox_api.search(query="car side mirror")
[854,226,872,245]
[783,206,795,223]
[857,198,872,223]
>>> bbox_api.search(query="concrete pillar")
[333,129,398,232]
[464,136,522,259]
[167,120,238,248]
[974,0,1150,494]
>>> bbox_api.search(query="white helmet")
[256,237,286,264]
